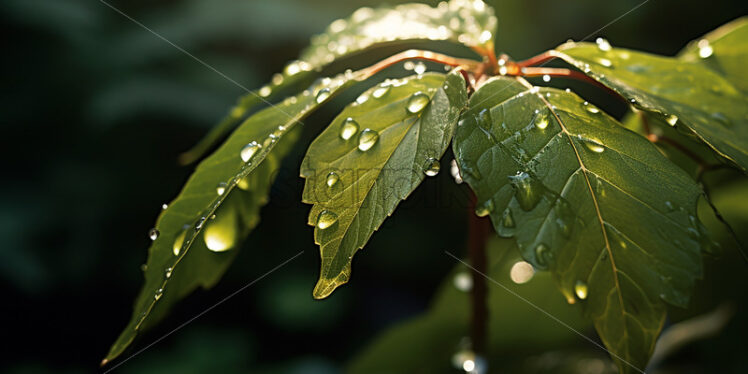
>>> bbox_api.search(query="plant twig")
[360,49,482,78]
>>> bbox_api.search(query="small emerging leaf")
[301,71,467,299]
[552,35,748,172]
[104,70,369,363]
[453,76,706,372]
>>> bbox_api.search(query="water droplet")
[475,199,494,217]
[711,112,731,127]
[510,261,535,284]
[542,74,551,82]
[315,88,331,103]
[596,58,613,67]
[204,210,237,252]
[406,91,430,114]
[498,66,508,75]
[271,73,283,86]
[326,172,339,188]
[358,129,379,151]
[154,288,163,300]
[413,61,426,75]
[161,203,168,210]
[403,61,415,70]
[424,158,440,176]
[665,114,679,126]
[579,136,605,153]
[173,230,186,256]
[372,84,390,98]
[316,210,338,229]
[240,141,261,162]
[534,110,549,130]
[340,117,359,140]
[148,228,159,241]
[697,39,713,58]
[583,101,600,113]
[216,182,228,196]
[450,159,463,184]
[453,272,472,291]
[596,37,611,51]
[574,280,588,300]
[534,243,553,268]
[665,201,675,212]
[195,216,207,231]
[509,171,543,211]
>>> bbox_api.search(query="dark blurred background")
[2,0,748,373]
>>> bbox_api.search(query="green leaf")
[349,237,589,373]
[179,0,497,165]
[678,17,748,94]
[551,37,748,172]
[104,70,368,363]
[301,71,467,299]
[300,0,498,67]
[453,77,706,373]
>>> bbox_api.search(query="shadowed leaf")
[453,76,707,373]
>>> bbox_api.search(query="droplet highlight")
[340,117,359,140]
[424,158,440,177]
[358,129,379,151]
[316,210,338,229]
[326,172,339,188]
[406,92,430,114]
[240,141,261,162]
[574,280,589,300]
[148,228,159,241]
[315,88,331,103]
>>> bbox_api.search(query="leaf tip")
[312,266,351,299]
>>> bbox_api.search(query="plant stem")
[467,191,489,354]
[360,49,482,78]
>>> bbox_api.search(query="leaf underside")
[301,71,467,299]
[104,71,367,362]
[552,36,748,172]
[453,76,704,372]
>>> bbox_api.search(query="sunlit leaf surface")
[301,71,467,299]
[104,70,368,363]
[552,39,748,172]
[453,76,706,372]
[300,0,497,68]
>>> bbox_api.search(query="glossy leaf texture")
[551,32,748,172]
[104,70,368,363]
[679,16,748,94]
[453,77,706,373]
[301,71,467,299]
[299,0,497,68]
[349,237,589,373]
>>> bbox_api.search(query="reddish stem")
[360,49,482,78]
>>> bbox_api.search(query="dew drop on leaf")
[665,114,679,126]
[316,210,338,229]
[697,39,713,58]
[595,58,613,68]
[161,203,168,210]
[340,117,359,140]
[164,267,172,279]
[315,88,331,103]
[424,158,440,176]
[595,37,611,52]
[475,199,494,217]
[579,136,605,153]
[240,141,261,162]
[358,129,379,151]
[534,110,549,130]
[216,182,228,196]
[534,243,553,268]
[583,101,600,114]
[371,84,390,98]
[509,171,543,211]
[148,228,159,241]
[326,172,339,188]
[195,216,206,231]
[258,85,271,97]
[154,288,163,301]
[413,61,427,75]
[542,74,551,82]
[406,91,430,114]
[574,280,589,300]
[450,159,463,184]
[172,230,186,256]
